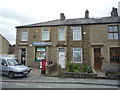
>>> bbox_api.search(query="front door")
[20,48,26,65]
[58,48,65,68]
[94,48,102,70]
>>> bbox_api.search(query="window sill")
[110,63,120,65]
[71,40,83,42]
[20,41,28,42]
[18,42,28,46]
[42,40,51,42]
[108,39,119,41]
[58,41,67,43]
[73,62,83,64]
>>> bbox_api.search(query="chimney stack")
[111,7,118,17]
[60,13,65,20]
[118,1,120,16]
[85,9,89,18]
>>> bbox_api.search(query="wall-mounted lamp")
[30,44,32,47]
[36,30,38,32]
[83,32,86,35]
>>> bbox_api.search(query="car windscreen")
[7,59,21,66]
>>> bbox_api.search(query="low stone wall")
[46,63,57,75]
[103,64,120,72]
[107,74,120,80]
[59,72,97,79]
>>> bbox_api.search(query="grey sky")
[0,0,119,45]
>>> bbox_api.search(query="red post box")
[41,59,46,74]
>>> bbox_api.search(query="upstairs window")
[21,30,28,41]
[110,47,120,64]
[59,27,66,41]
[42,28,50,41]
[108,25,119,40]
[73,27,82,40]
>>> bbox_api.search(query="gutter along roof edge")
[15,17,120,28]
[15,22,120,28]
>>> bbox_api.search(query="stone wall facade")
[16,19,120,71]
[0,34,9,55]
[89,24,120,71]
[16,25,90,68]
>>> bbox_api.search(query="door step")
[96,70,106,77]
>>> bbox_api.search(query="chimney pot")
[85,9,89,18]
[60,13,65,20]
[111,7,118,17]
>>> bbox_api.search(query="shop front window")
[35,47,46,61]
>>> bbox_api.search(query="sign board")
[32,42,52,46]
[37,47,46,51]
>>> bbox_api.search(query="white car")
[0,56,30,79]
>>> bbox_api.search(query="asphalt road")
[0,69,119,89]
[1,82,118,88]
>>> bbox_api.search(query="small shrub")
[66,62,92,73]
[78,64,92,73]
[106,71,120,76]
[67,62,79,72]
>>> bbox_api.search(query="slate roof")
[16,16,120,28]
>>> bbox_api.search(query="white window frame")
[21,30,28,41]
[108,25,119,40]
[73,48,83,63]
[59,27,66,41]
[42,28,50,41]
[72,27,82,40]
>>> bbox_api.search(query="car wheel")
[9,72,15,79]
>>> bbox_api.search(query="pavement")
[1,68,120,87]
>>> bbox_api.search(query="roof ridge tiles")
[15,16,120,28]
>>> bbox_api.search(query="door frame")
[57,47,66,68]
[19,48,27,65]
[93,47,102,70]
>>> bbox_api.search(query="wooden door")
[94,48,102,70]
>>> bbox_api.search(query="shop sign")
[37,47,45,51]
[32,42,52,46]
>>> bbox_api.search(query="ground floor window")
[35,47,46,61]
[73,48,83,63]
[110,47,120,64]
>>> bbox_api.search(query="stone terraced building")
[0,34,10,55]
[15,8,120,72]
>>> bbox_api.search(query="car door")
[0,59,2,75]
[1,59,8,75]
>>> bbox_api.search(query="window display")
[35,47,46,61]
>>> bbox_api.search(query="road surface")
[1,82,119,88]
